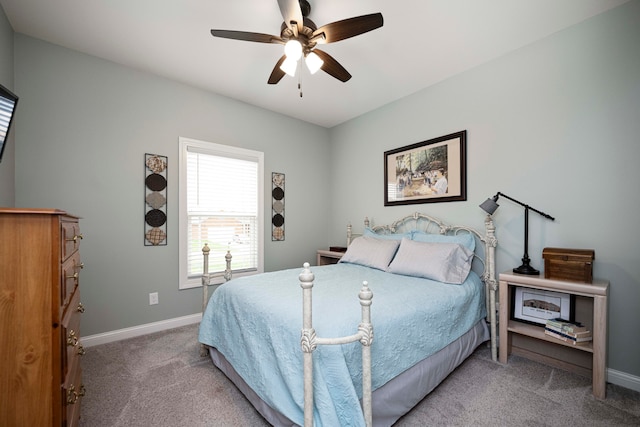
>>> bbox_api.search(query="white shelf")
[506,320,593,353]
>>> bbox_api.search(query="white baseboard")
[82,313,202,348]
[608,368,640,393]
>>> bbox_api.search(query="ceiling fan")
[210,0,384,85]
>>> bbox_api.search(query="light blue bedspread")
[199,263,486,427]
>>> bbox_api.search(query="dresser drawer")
[61,251,82,313]
[61,219,82,262]
[62,288,84,383]
[63,358,83,427]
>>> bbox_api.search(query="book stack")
[544,318,592,345]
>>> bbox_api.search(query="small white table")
[499,272,609,399]
[316,249,344,266]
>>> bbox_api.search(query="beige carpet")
[79,324,640,426]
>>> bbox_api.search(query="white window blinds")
[0,96,16,141]
[179,138,264,289]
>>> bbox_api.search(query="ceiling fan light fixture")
[283,39,303,60]
[210,2,384,87]
[305,52,324,74]
[280,56,298,77]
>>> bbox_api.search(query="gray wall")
[328,2,640,378]
[0,5,14,206]
[13,35,330,337]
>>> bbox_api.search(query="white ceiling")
[0,0,629,128]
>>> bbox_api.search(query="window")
[179,137,264,289]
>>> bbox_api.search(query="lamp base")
[513,264,540,275]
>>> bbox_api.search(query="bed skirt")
[206,319,489,427]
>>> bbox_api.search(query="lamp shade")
[479,197,499,215]
[280,57,298,77]
[284,40,303,61]
[305,52,324,74]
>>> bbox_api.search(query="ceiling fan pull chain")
[299,74,303,98]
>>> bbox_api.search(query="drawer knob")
[67,386,78,404]
[77,302,85,313]
[67,330,79,347]
[66,384,86,405]
[66,234,84,242]
[66,272,79,280]
[77,345,86,356]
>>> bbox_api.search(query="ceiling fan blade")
[211,29,283,44]
[277,0,303,33]
[268,56,287,85]
[312,13,383,44]
[313,49,351,82]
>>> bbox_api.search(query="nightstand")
[316,249,344,266]
[499,272,609,399]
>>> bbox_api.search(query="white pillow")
[339,236,400,271]
[387,238,474,284]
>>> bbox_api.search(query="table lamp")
[479,192,555,275]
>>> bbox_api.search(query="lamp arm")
[496,192,555,221]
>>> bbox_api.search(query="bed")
[198,212,498,427]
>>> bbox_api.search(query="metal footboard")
[200,244,232,357]
[299,262,374,427]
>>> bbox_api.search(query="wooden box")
[542,248,595,283]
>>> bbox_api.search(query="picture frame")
[511,286,574,326]
[384,130,467,206]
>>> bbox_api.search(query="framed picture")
[384,130,466,206]
[511,287,574,326]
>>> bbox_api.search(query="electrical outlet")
[149,292,159,305]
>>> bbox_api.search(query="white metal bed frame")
[200,212,497,427]
[359,212,498,362]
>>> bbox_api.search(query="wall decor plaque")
[272,172,285,241]
[144,153,168,246]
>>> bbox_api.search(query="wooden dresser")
[0,208,85,426]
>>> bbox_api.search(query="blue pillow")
[411,230,475,252]
[363,227,411,241]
